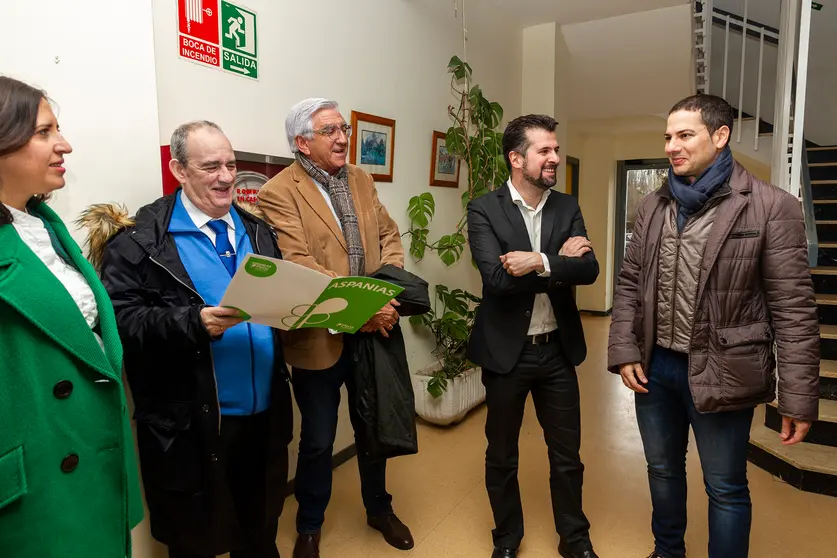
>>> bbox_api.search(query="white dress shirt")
[312,177,342,232]
[180,191,237,247]
[5,203,104,350]
[506,180,558,335]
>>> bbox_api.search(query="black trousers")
[168,412,280,558]
[482,336,591,551]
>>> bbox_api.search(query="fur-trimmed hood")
[75,203,135,271]
[76,196,266,271]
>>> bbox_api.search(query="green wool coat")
[0,203,143,557]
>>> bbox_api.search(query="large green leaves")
[448,55,473,81]
[438,233,466,266]
[403,57,509,397]
[410,284,482,398]
[446,126,468,158]
[409,228,429,261]
[407,192,435,228]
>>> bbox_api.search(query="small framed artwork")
[429,130,460,187]
[350,110,396,182]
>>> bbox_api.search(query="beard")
[522,165,558,190]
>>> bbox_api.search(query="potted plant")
[410,285,485,425]
[404,56,509,415]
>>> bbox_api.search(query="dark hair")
[668,94,734,145]
[502,114,558,171]
[0,76,48,225]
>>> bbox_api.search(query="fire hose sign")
[177,0,259,80]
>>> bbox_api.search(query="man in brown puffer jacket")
[608,94,819,558]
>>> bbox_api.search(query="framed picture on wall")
[429,130,460,187]
[350,111,396,182]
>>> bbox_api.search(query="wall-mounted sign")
[177,0,259,80]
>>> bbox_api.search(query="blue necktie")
[207,219,237,276]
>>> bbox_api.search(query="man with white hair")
[258,99,411,558]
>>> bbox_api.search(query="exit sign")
[813,2,823,10]
[177,0,259,80]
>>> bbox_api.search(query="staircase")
[747,145,837,497]
[691,0,837,496]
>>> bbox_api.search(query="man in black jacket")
[99,121,292,558]
[467,115,599,558]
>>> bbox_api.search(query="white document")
[218,254,403,333]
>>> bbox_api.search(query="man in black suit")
[467,114,599,558]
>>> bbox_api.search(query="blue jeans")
[292,349,392,534]
[635,346,754,558]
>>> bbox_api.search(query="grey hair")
[285,98,339,153]
[170,120,223,164]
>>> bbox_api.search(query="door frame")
[613,158,669,296]
[566,156,580,198]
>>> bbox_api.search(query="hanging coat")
[352,265,430,461]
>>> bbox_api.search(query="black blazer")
[466,184,599,374]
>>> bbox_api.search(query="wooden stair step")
[817,294,837,305]
[810,163,837,168]
[821,324,837,339]
[821,359,837,379]
[749,423,837,476]
[820,243,837,249]
[814,200,837,205]
[812,267,837,276]
[813,180,837,185]
[816,221,837,225]
[768,399,837,424]
[809,146,837,152]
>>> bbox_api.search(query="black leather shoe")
[558,541,599,558]
[293,533,320,558]
[646,553,665,558]
[367,512,414,550]
[491,547,518,558]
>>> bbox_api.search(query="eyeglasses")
[313,124,352,139]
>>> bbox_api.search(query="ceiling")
[486,0,688,27]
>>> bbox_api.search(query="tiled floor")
[137,317,837,557]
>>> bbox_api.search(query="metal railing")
[801,139,819,267]
[703,1,780,153]
[792,69,819,267]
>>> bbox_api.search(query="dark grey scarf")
[668,146,734,232]
[296,153,365,276]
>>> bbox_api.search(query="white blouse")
[5,204,103,350]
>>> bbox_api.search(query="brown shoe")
[367,512,414,550]
[293,533,321,558]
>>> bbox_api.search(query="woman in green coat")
[0,77,143,556]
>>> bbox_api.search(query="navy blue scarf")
[668,145,734,232]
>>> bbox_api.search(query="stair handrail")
[800,138,818,268]
[791,67,819,268]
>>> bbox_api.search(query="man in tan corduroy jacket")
[257,98,411,558]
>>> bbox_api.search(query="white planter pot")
[412,362,486,426]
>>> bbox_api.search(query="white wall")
[0,0,163,242]
[562,4,693,121]
[521,22,573,192]
[522,24,558,114]
[554,27,573,171]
